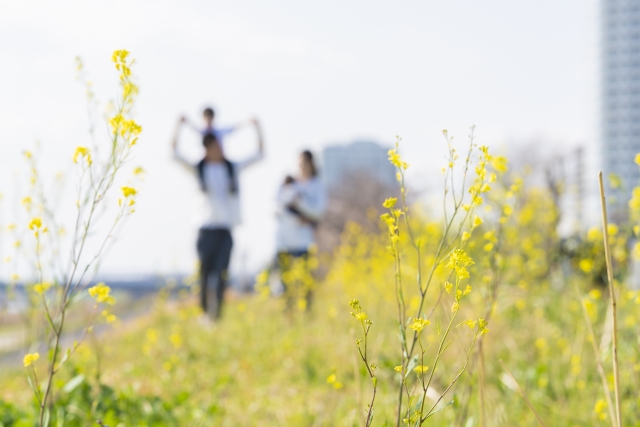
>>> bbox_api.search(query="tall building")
[602,0,640,204]
[322,141,397,190]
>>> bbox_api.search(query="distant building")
[601,0,640,205]
[322,141,397,190]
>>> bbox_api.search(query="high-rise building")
[322,141,397,190]
[602,0,640,204]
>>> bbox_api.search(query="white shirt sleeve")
[235,152,264,172]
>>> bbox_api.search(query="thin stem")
[499,360,547,427]
[572,281,617,425]
[598,172,622,427]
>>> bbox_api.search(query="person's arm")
[180,115,201,134]
[171,118,196,174]
[291,180,326,222]
[229,117,256,132]
[236,119,265,171]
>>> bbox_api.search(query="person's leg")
[196,229,215,314]
[211,229,233,319]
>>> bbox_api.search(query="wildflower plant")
[351,128,504,425]
[8,50,143,426]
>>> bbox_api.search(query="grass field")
[1,50,639,427]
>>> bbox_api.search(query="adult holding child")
[275,150,326,311]
[172,115,264,320]
[182,107,254,151]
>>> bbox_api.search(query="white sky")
[0,0,599,278]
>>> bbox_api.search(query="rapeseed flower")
[33,282,52,295]
[121,186,137,198]
[73,146,92,165]
[23,352,39,367]
[88,282,115,305]
[409,317,430,333]
[383,197,397,209]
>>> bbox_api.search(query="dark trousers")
[197,228,233,318]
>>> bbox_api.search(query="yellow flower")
[88,282,115,305]
[409,317,431,333]
[635,153,640,166]
[588,289,602,300]
[352,312,367,322]
[121,186,137,198]
[463,284,472,296]
[464,319,477,329]
[111,49,130,63]
[394,365,403,373]
[28,217,42,230]
[594,399,607,419]
[387,149,409,169]
[472,215,483,228]
[579,259,593,274]
[23,352,39,367]
[491,156,508,173]
[444,281,453,293]
[133,166,145,175]
[146,329,158,343]
[414,365,429,374]
[170,333,182,349]
[609,173,622,189]
[33,282,52,295]
[383,197,397,209]
[73,146,92,165]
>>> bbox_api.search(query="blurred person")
[172,117,264,320]
[275,151,326,311]
[182,107,254,151]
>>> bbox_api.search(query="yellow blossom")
[23,352,39,367]
[73,146,92,165]
[409,317,431,333]
[121,186,137,198]
[414,365,429,374]
[28,217,42,230]
[33,282,52,295]
[444,281,453,293]
[383,197,397,209]
[88,282,115,305]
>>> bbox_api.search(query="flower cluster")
[388,147,409,170]
[73,146,92,166]
[109,49,142,146]
[88,282,115,305]
[408,317,431,334]
[349,299,371,326]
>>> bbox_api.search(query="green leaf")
[62,374,85,394]
[43,408,50,427]
[405,355,419,379]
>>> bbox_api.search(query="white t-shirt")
[173,150,263,229]
[275,177,326,252]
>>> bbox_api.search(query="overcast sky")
[0,0,599,278]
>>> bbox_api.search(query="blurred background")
[0,0,614,288]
